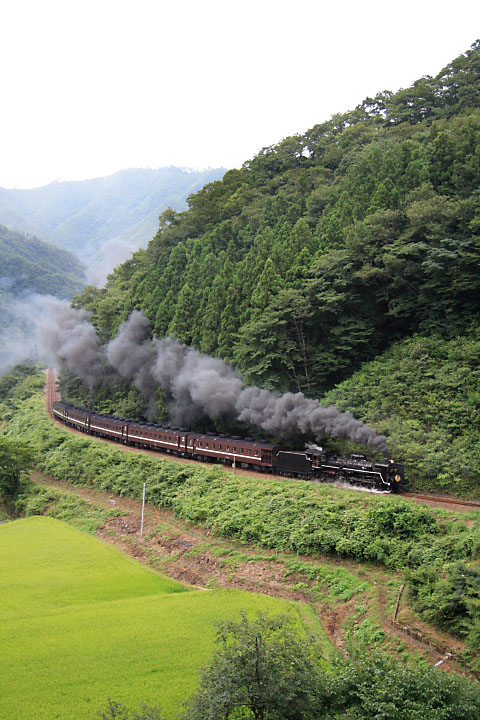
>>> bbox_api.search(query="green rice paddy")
[0,517,317,720]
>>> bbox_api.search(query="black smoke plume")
[106,312,389,453]
[39,299,105,391]
[40,305,388,452]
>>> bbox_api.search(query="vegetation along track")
[46,369,478,511]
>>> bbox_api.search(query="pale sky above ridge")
[0,0,479,189]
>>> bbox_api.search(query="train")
[52,400,407,492]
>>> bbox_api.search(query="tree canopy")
[0,435,36,507]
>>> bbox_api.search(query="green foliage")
[183,611,323,720]
[283,560,369,602]
[327,649,480,719]
[347,618,386,646]
[0,436,36,508]
[323,330,480,493]
[95,699,166,720]
[408,561,480,647]
[0,362,45,419]
[15,480,125,534]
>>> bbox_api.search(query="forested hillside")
[70,42,480,493]
[0,225,85,298]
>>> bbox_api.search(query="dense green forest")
[68,41,480,493]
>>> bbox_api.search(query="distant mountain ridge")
[0,166,226,279]
[0,225,86,368]
[0,225,85,298]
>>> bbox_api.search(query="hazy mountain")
[0,166,226,283]
[0,225,85,298]
[0,225,86,369]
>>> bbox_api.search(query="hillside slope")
[323,329,480,493]
[0,224,85,297]
[0,225,86,369]
[68,41,480,492]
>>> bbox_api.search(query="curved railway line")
[403,493,480,510]
[45,369,480,512]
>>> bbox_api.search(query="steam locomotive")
[52,400,407,492]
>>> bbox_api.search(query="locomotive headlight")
[395,475,402,482]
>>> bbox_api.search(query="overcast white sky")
[0,0,479,189]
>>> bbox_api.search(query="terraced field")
[0,516,315,720]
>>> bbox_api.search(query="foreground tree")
[183,612,325,720]
[0,436,36,513]
[96,612,480,720]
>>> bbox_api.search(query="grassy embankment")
[0,516,314,720]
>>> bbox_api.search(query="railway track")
[403,493,480,510]
[45,367,60,413]
[45,369,480,510]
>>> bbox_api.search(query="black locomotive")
[52,400,407,492]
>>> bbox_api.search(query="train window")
[205,443,209,449]
[218,444,222,450]
[255,451,259,457]
[226,446,230,451]
[233,446,236,452]
[212,443,215,449]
